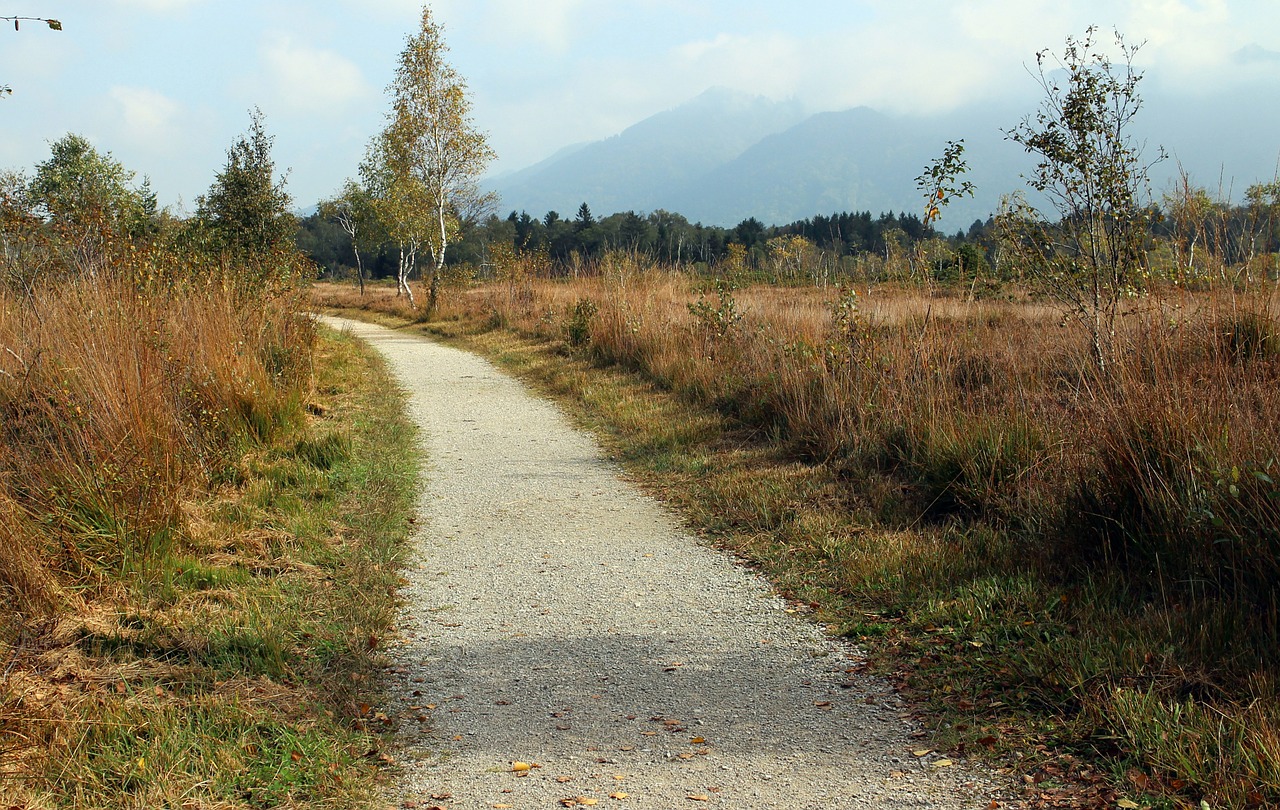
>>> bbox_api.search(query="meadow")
[0,236,416,806]
[316,258,1280,809]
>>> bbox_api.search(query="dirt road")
[322,317,1002,809]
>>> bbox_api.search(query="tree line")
[298,203,947,278]
[298,182,1278,289]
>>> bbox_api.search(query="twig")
[1,633,23,684]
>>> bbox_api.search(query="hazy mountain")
[487,85,1280,229]
[487,91,1035,228]
[667,107,918,225]
[490,87,805,217]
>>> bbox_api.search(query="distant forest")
[297,203,969,278]
[297,193,1280,285]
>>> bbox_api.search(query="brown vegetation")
[0,231,415,805]
[316,261,1280,808]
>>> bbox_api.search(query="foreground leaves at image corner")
[1,328,418,809]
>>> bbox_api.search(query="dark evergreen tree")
[198,108,295,257]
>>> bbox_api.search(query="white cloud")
[260,35,371,113]
[476,0,588,53]
[108,85,183,145]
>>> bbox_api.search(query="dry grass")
[315,264,1280,808]
[0,254,416,806]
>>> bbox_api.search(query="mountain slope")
[669,107,929,225]
[490,87,805,217]
[487,87,1280,228]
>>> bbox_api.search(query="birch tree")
[319,178,379,295]
[360,131,429,306]
[384,5,495,315]
[999,28,1164,372]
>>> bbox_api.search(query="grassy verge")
[1,325,416,809]
[316,278,1279,810]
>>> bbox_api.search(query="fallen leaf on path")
[932,758,954,767]
[687,795,709,802]
[912,749,932,757]
[609,791,629,799]
[690,737,706,744]
[511,761,532,773]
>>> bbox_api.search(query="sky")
[2,0,1278,213]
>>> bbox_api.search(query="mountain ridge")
[486,86,1280,229]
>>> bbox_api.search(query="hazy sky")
[2,0,1277,211]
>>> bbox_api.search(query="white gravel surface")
[322,317,1004,810]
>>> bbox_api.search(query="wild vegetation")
[311,31,1280,809]
[318,245,1279,810]
[0,117,415,807]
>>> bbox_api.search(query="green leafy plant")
[916,139,976,226]
[687,278,742,341]
[999,27,1165,372]
[563,297,598,349]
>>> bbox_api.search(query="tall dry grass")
[0,264,313,633]
[469,268,1280,622]
[315,262,1280,804]
[467,263,1278,785]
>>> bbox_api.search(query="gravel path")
[322,317,1003,810]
